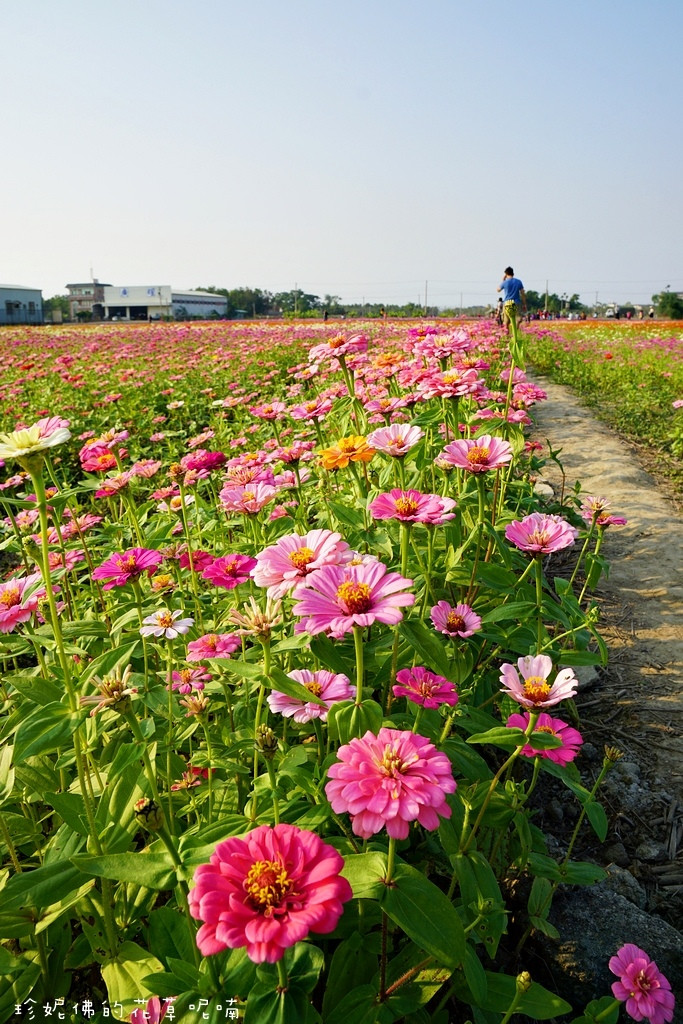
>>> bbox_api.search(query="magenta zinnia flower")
[186,632,242,661]
[440,434,513,473]
[92,547,163,590]
[252,529,352,598]
[202,554,257,589]
[369,489,457,525]
[188,823,352,963]
[325,727,456,839]
[609,944,675,1024]
[267,669,355,723]
[366,424,424,457]
[505,513,577,554]
[430,600,482,638]
[0,573,46,633]
[292,561,414,639]
[499,654,578,709]
[393,666,458,709]
[506,711,583,765]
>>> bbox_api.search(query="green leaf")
[80,639,141,684]
[102,941,165,1014]
[381,861,466,969]
[529,915,560,939]
[14,701,82,760]
[585,800,609,842]
[48,792,89,836]
[1,860,86,912]
[480,601,536,623]
[0,744,15,807]
[340,852,387,900]
[324,985,381,1024]
[397,619,451,678]
[244,981,318,1024]
[266,665,326,706]
[467,726,525,748]
[147,905,198,967]
[559,861,607,886]
[327,699,383,743]
[480,972,572,1018]
[6,672,65,706]
[323,933,380,1018]
[72,850,176,890]
[528,876,553,920]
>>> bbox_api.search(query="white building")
[0,285,43,325]
[102,286,227,321]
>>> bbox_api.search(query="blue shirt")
[499,276,525,305]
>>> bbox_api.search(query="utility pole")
[544,280,549,313]
[424,280,428,315]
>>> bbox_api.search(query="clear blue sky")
[2,0,681,308]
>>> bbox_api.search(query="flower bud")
[256,725,278,759]
[134,797,164,832]
[515,971,532,993]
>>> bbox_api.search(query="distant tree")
[653,288,683,319]
[273,289,321,316]
[197,286,275,318]
[43,294,70,317]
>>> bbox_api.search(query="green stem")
[460,712,539,854]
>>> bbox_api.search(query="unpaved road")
[530,376,683,808]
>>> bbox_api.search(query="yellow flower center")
[305,680,323,697]
[536,724,556,735]
[527,529,551,546]
[446,612,466,632]
[288,547,315,571]
[336,580,373,614]
[157,611,174,628]
[380,749,405,777]
[116,555,138,571]
[523,676,552,703]
[466,446,490,466]
[242,491,255,502]
[0,586,21,608]
[244,859,294,913]
[339,437,360,453]
[394,497,419,516]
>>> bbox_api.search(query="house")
[0,285,43,325]
[66,279,110,321]
[102,286,228,321]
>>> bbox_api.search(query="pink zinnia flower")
[186,632,242,661]
[292,561,414,639]
[268,669,355,723]
[92,547,163,590]
[189,823,352,963]
[171,666,211,694]
[430,601,481,638]
[219,481,280,515]
[440,434,513,473]
[202,554,257,589]
[393,666,458,709]
[130,997,174,1024]
[499,654,578,709]
[252,529,353,599]
[579,496,627,529]
[505,513,577,554]
[506,711,583,765]
[366,424,424,457]
[179,549,214,573]
[325,727,456,839]
[369,489,457,525]
[0,573,45,633]
[609,944,675,1024]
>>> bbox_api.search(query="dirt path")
[530,376,683,810]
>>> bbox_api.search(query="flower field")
[0,320,675,1023]
[525,321,683,497]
